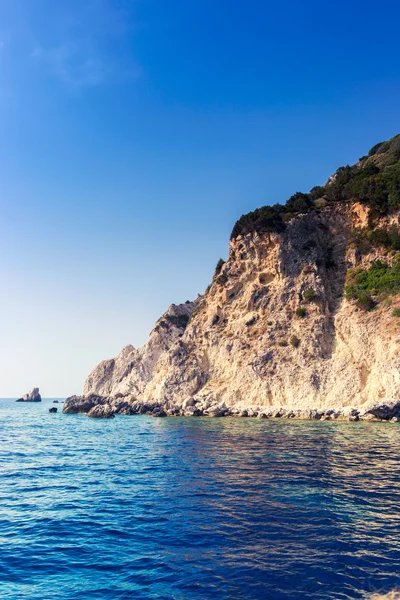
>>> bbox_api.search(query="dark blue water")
[0,399,399,599]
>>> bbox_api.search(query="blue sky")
[0,0,399,396]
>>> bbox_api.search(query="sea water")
[0,399,399,599]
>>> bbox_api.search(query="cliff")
[64,134,400,420]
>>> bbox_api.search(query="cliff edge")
[64,134,400,420]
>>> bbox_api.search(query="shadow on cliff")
[279,208,351,360]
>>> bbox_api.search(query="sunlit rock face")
[63,203,400,419]
[142,204,400,414]
[67,134,400,418]
[82,301,197,400]
[16,388,42,402]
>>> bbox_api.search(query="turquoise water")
[0,399,399,599]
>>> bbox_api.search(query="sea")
[0,398,399,599]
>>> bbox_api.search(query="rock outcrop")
[83,301,196,398]
[16,388,42,402]
[64,134,400,421]
[86,404,115,419]
[62,394,105,414]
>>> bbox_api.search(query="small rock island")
[16,388,42,402]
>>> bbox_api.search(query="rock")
[152,410,167,417]
[273,410,283,418]
[49,407,57,413]
[16,387,41,402]
[66,138,400,422]
[53,400,59,403]
[86,404,115,419]
[112,400,135,415]
[361,399,400,421]
[63,394,105,414]
[390,417,399,422]
[182,397,195,409]
[343,407,360,417]
[83,301,198,399]
[207,407,225,417]
[118,407,135,415]
[360,413,381,422]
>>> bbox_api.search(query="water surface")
[0,399,399,599]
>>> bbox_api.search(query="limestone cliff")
[65,134,400,420]
[83,300,197,399]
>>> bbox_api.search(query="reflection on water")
[0,399,399,599]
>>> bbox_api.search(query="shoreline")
[62,395,400,422]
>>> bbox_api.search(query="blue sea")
[0,399,399,599]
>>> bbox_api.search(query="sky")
[0,0,399,397]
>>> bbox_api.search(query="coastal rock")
[83,301,197,398]
[86,404,115,419]
[360,399,400,421]
[69,136,400,420]
[360,413,381,422]
[16,387,42,402]
[152,409,167,417]
[49,407,57,413]
[62,394,105,414]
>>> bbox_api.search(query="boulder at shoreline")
[86,404,115,419]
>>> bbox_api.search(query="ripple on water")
[0,399,399,599]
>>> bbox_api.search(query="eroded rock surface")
[64,137,400,421]
[86,404,115,419]
[16,388,42,402]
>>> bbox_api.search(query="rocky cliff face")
[80,300,197,400]
[65,135,400,420]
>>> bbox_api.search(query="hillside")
[64,134,400,421]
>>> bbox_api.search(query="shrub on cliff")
[303,287,318,303]
[346,260,400,309]
[296,307,307,318]
[350,224,400,254]
[230,133,400,239]
[214,258,225,277]
[289,335,300,348]
[356,292,376,311]
[231,204,286,239]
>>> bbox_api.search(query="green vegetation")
[289,335,300,348]
[214,258,225,277]
[355,292,375,312]
[350,225,400,255]
[159,313,190,329]
[392,307,400,317]
[278,340,288,347]
[231,134,400,239]
[295,307,307,318]
[303,287,318,302]
[345,260,400,310]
